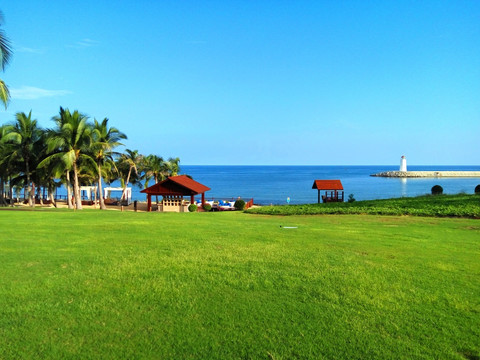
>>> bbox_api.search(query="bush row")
[245,194,480,218]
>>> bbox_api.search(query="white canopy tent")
[103,187,132,205]
[80,186,98,203]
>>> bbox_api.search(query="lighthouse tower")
[400,156,407,172]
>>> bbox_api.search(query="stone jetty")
[371,171,480,178]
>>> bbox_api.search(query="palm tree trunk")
[97,162,106,210]
[48,183,57,208]
[38,185,44,206]
[121,168,132,202]
[155,174,159,204]
[25,160,34,207]
[9,177,14,207]
[72,162,83,210]
[0,178,6,206]
[66,170,74,209]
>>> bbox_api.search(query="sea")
[90,165,480,205]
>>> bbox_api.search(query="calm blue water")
[109,165,480,205]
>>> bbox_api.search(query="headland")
[371,171,480,178]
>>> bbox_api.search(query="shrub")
[347,194,356,203]
[234,199,246,210]
[475,185,480,194]
[188,204,197,212]
[431,185,443,195]
[203,203,212,211]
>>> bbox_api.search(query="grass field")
[0,209,479,359]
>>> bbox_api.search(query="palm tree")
[142,154,166,204]
[166,157,180,177]
[0,11,12,109]
[0,125,22,206]
[118,149,143,202]
[41,107,94,210]
[91,118,126,209]
[2,111,43,206]
[143,154,165,187]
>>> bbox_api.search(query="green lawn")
[0,210,479,359]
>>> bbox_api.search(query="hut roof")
[141,175,210,196]
[312,180,343,190]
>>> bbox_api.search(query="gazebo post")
[201,192,205,206]
[318,190,320,204]
[191,194,194,205]
[147,194,152,212]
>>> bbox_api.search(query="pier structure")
[371,171,480,178]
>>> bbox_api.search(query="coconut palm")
[118,149,143,202]
[166,157,180,177]
[91,118,126,209]
[0,11,12,109]
[2,111,43,206]
[41,107,94,210]
[0,125,22,206]
[142,154,167,204]
[143,154,165,187]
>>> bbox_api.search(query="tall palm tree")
[2,111,43,206]
[91,118,126,209]
[0,11,12,109]
[41,107,93,210]
[118,149,143,202]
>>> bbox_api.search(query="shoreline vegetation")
[0,108,182,211]
[2,193,479,218]
[246,193,480,218]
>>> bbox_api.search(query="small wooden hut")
[141,175,210,212]
[312,180,344,203]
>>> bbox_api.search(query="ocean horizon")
[75,165,480,205]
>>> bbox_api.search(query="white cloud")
[78,38,99,47]
[16,47,45,54]
[10,86,72,100]
[67,38,100,49]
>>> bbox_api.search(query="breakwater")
[371,171,480,178]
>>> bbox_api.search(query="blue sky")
[2,1,479,165]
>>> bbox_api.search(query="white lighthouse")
[400,156,407,172]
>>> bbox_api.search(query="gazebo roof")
[141,175,210,196]
[312,180,343,190]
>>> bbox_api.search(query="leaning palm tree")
[118,149,143,202]
[2,111,43,206]
[0,11,12,109]
[40,107,93,210]
[91,118,126,209]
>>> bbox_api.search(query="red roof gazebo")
[312,180,344,203]
[141,175,210,212]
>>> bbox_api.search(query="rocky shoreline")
[371,171,480,178]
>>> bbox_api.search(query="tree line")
[0,108,180,210]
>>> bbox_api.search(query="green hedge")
[245,194,480,218]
